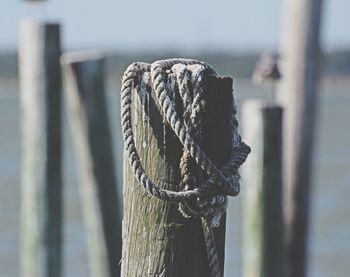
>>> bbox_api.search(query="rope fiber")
[121,59,250,277]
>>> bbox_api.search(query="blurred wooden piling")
[242,100,284,277]
[122,74,233,276]
[19,19,62,277]
[61,52,122,277]
[278,1,323,276]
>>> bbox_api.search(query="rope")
[120,59,250,277]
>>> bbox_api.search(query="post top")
[60,51,105,65]
[242,99,283,111]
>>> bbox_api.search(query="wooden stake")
[278,1,323,276]
[19,19,62,277]
[121,73,233,277]
[242,100,284,277]
[61,51,122,277]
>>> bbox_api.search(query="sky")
[0,0,349,53]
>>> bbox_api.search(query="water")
[0,76,349,277]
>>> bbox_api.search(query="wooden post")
[19,19,62,277]
[278,1,323,276]
[121,72,233,276]
[241,100,284,277]
[61,52,122,277]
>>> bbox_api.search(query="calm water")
[0,76,349,277]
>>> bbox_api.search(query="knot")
[179,193,228,228]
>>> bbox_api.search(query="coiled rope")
[121,59,250,277]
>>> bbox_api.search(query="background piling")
[19,19,63,277]
[61,51,122,277]
[278,0,323,276]
[242,100,284,277]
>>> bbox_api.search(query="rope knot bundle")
[121,59,250,277]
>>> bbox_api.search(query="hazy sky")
[0,0,348,52]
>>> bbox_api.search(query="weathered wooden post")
[120,60,250,277]
[61,52,122,277]
[19,18,62,277]
[242,100,284,277]
[278,1,323,276]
